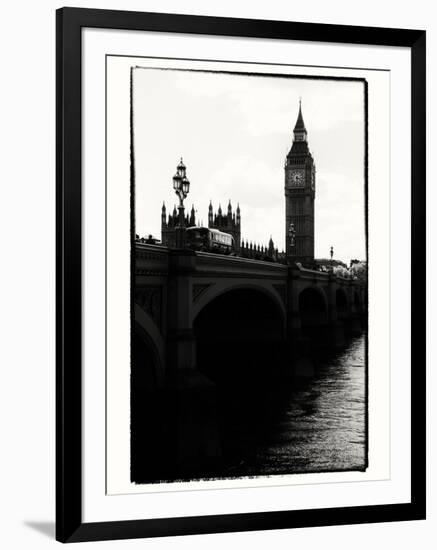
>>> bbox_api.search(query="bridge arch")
[336,287,349,321]
[298,286,328,343]
[193,286,287,384]
[131,316,166,481]
[192,286,289,468]
[134,304,165,384]
[297,284,329,315]
[192,281,286,330]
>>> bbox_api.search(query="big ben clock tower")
[285,101,315,265]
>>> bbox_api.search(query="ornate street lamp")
[330,245,334,269]
[172,158,190,248]
[288,221,296,249]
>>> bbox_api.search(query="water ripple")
[239,335,367,475]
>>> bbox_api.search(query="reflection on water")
[227,335,367,476]
[131,334,367,483]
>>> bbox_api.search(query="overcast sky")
[133,67,366,263]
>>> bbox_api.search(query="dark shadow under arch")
[354,290,361,310]
[132,324,159,390]
[193,288,289,470]
[299,286,329,352]
[193,283,286,327]
[299,287,328,325]
[194,288,286,384]
[131,323,168,483]
[336,288,349,320]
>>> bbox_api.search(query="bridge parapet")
[135,243,169,275]
[290,265,361,286]
[195,251,288,279]
[134,243,289,278]
[290,265,330,283]
[134,243,365,337]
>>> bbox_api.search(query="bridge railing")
[135,243,170,275]
[195,250,288,277]
[134,243,364,288]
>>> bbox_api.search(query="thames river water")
[131,333,367,483]
[224,334,367,477]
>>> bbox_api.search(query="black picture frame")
[56,7,426,543]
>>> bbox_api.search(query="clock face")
[289,170,305,187]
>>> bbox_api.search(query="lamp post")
[288,221,296,251]
[172,158,190,248]
[288,222,296,265]
[330,245,334,270]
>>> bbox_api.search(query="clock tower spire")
[284,101,315,265]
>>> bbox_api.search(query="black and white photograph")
[0,0,430,546]
[129,64,368,485]
[52,5,426,545]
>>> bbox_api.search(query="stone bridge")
[134,243,366,386]
[131,242,367,475]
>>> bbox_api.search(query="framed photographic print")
[56,7,426,543]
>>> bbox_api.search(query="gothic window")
[291,201,304,216]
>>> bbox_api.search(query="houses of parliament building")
[156,101,316,266]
